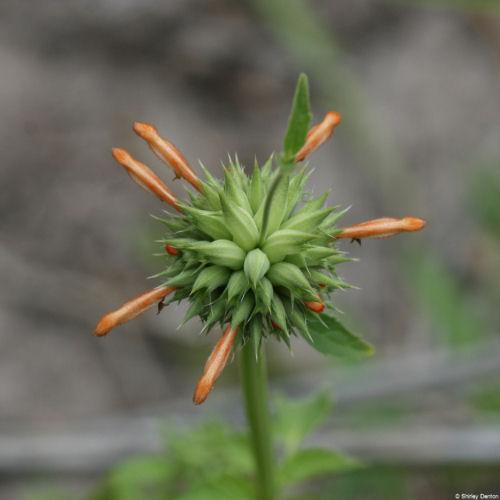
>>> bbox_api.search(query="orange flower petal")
[165,244,180,256]
[303,300,325,313]
[193,325,238,405]
[337,217,426,240]
[295,111,342,162]
[133,122,203,192]
[94,286,175,337]
[112,148,181,211]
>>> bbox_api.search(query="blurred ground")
[0,0,500,498]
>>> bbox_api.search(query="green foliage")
[283,73,312,164]
[274,391,333,455]
[93,422,254,500]
[299,311,374,359]
[93,393,357,500]
[407,252,488,347]
[279,448,359,487]
[391,0,500,13]
[470,166,500,241]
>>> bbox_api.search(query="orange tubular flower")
[94,286,175,337]
[112,148,181,211]
[193,325,238,405]
[165,244,180,256]
[133,122,203,193]
[295,111,342,162]
[304,300,325,313]
[337,217,426,240]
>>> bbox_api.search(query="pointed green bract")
[262,229,316,264]
[256,278,274,311]
[224,167,252,214]
[231,293,255,328]
[283,74,312,164]
[282,207,333,232]
[271,294,288,332]
[190,240,246,270]
[192,265,231,293]
[204,297,227,332]
[226,270,249,302]
[249,163,264,214]
[244,249,271,288]
[267,262,314,298]
[182,206,232,240]
[221,196,260,251]
[261,172,289,239]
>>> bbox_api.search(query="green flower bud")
[200,182,222,211]
[244,249,270,288]
[166,267,199,287]
[249,164,264,213]
[226,270,249,302]
[270,294,288,332]
[284,301,312,342]
[282,207,333,232]
[183,292,208,324]
[306,269,338,289]
[248,316,263,359]
[192,265,231,293]
[256,278,273,311]
[182,206,232,240]
[221,196,260,251]
[261,229,316,264]
[300,192,329,213]
[224,167,252,214]
[285,246,337,267]
[190,240,246,270]
[261,172,289,238]
[267,262,314,298]
[231,292,255,328]
[285,168,310,217]
[204,297,227,331]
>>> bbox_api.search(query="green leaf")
[302,311,374,359]
[279,448,360,486]
[283,73,312,163]
[274,392,332,455]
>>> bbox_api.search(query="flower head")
[94,74,426,404]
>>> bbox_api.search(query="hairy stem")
[241,339,275,500]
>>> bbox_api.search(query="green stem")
[241,340,276,500]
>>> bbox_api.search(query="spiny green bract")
[157,155,352,353]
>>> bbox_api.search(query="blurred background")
[1,0,500,498]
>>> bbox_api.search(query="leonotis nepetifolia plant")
[94,74,425,499]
